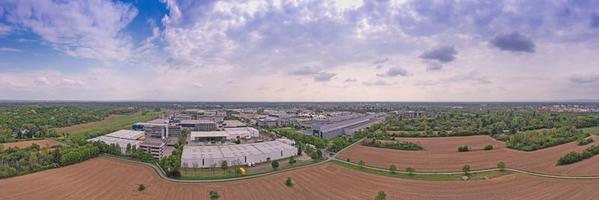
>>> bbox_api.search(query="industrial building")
[87,130,144,154]
[311,113,387,139]
[139,138,166,159]
[189,127,260,142]
[181,140,298,168]
[222,120,246,128]
[179,119,218,131]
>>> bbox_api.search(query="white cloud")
[0,47,21,52]
[1,0,138,61]
[34,76,50,85]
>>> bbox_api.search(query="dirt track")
[339,135,599,176]
[1,139,58,150]
[1,157,599,199]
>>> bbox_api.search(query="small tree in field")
[358,160,365,169]
[288,156,296,165]
[462,164,471,176]
[389,165,397,174]
[272,160,280,170]
[406,167,415,176]
[374,191,387,200]
[285,177,294,187]
[220,161,229,175]
[497,161,506,171]
[209,190,220,200]
[137,184,145,192]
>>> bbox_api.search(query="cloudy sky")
[1,0,599,101]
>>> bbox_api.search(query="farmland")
[57,112,159,142]
[1,139,59,150]
[1,157,599,200]
[339,135,599,176]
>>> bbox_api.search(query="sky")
[1,0,599,101]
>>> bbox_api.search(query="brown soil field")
[54,115,115,132]
[1,139,58,150]
[339,135,599,176]
[1,157,599,200]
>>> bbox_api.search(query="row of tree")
[557,145,599,165]
[384,111,599,137]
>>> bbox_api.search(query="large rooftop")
[105,130,145,140]
[182,141,296,160]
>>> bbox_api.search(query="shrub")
[137,184,145,192]
[271,160,280,170]
[389,165,397,174]
[285,177,294,187]
[288,156,296,164]
[462,164,471,176]
[375,191,387,200]
[362,139,423,151]
[557,145,599,165]
[577,137,594,146]
[457,145,469,152]
[484,144,494,151]
[406,167,415,175]
[358,160,365,168]
[497,161,506,171]
[209,191,220,200]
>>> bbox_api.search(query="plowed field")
[339,135,599,176]
[1,157,599,199]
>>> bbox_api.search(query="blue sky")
[1,0,599,101]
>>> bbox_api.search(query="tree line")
[0,106,109,142]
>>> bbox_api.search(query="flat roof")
[223,120,246,127]
[88,136,141,147]
[180,119,216,124]
[182,141,296,160]
[106,130,144,140]
[190,131,228,138]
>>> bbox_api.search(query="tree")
[138,184,145,192]
[285,177,294,187]
[126,143,132,155]
[220,160,229,175]
[288,156,296,165]
[389,165,397,174]
[462,164,471,176]
[209,190,220,200]
[497,161,506,171]
[406,167,415,176]
[374,191,387,200]
[484,144,494,151]
[271,160,280,170]
[358,160,365,169]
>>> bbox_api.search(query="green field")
[57,112,159,142]
[179,158,315,180]
[332,160,511,181]
[581,126,599,134]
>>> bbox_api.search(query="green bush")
[362,139,423,151]
[557,145,599,165]
[137,184,145,192]
[457,145,469,152]
[285,177,294,187]
[484,145,494,150]
[577,137,594,146]
[209,191,220,200]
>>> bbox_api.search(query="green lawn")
[581,126,599,135]
[58,112,159,142]
[332,160,511,181]
[179,158,315,180]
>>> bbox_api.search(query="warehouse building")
[87,130,144,154]
[181,140,297,168]
[189,127,260,143]
[179,119,218,131]
[311,113,387,139]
